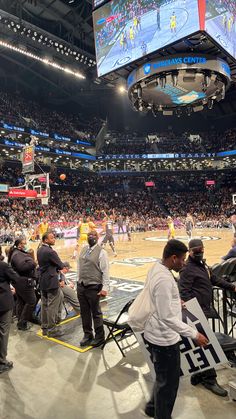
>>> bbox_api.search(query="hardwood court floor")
[31,228,233,281]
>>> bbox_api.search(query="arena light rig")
[0,39,85,79]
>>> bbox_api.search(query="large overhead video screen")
[93,0,200,77]
[205,0,236,59]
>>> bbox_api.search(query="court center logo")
[144,236,221,242]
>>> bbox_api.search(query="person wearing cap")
[57,262,80,321]
[77,230,110,347]
[179,238,236,397]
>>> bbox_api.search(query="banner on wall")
[22,145,35,173]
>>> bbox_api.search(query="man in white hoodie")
[144,239,208,419]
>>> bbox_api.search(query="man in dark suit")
[0,246,19,373]
[37,231,65,337]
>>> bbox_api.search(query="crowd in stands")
[100,128,236,155]
[0,165,235,243]
[0,90,102,141]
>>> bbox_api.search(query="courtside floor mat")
[36,277,143,353]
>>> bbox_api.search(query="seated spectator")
[58,262,80,321]
[222,237,236,260]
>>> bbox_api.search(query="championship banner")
[135,298,228,381]
[22,145,34,173]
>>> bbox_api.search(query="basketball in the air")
[59,174,66,181]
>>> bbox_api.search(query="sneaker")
[203,382,228,397]
[80,335,93,347]
[0,361,13,374]
[90,337,105,347]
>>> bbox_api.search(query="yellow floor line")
[37,330,92,353]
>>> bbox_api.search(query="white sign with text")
[135,298,228,380]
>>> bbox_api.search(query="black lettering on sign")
[185,353,200,374]
[205,344,221,364]
[192,347,210,370]
[179,336,193,354]
[182,308,199,324]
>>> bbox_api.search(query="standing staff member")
[144,240,208,419]
[179,239,236,397]
[37,231,65,337]
[0,246,19,373]
[77,230,109,347]
[8,237,37,331]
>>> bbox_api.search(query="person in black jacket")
[0,246,19,373]
[8,238,37,331]
[37,231,65,338]
[179,239,236,397]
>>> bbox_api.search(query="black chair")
[102,299,135,357]
[212,258,236,283]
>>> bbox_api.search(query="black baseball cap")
[189,239,204,249]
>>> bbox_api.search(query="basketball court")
[29,227,234,281]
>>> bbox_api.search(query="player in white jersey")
[185,213,194,241]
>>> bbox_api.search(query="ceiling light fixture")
[0,39,85,79]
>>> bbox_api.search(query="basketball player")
[120,32,124,51]
[170,12,177,33]
[167,216,175,240]
[129,26,135,48]
[133,16,138,34]
[38,219,49,240]
[125,217,131,241]
[157,5,161,30]
[101,216,117,256]
[185,213,194,241]
[73,216,95,259]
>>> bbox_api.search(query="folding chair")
[102,299,135,357]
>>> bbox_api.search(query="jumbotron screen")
[93,0,200,77]
[205,0,236,59]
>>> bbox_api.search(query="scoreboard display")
[93,0,236,78]
[93,0,200,77]
[205,0,236,60]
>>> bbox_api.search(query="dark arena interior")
[0,0,236,418]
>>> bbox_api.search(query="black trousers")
[15,280,37,325]
[0,310,12,364]
[77,283,104,339]
[146,341,180,419]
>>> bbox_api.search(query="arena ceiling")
[0,0,236,123]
